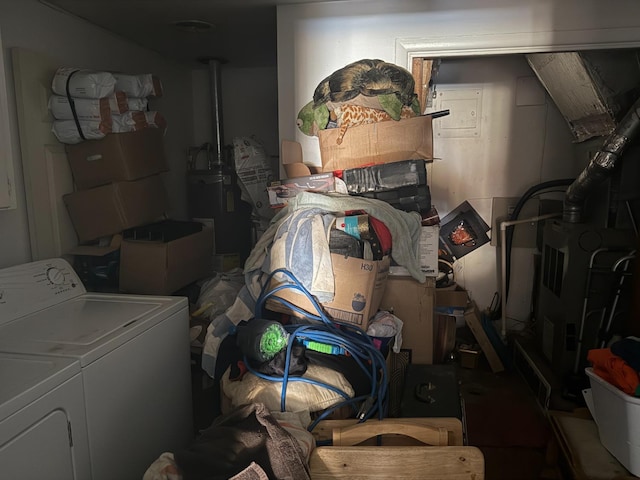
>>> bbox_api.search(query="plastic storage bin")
[585,367,640,476]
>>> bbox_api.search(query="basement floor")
[189,340,636,480]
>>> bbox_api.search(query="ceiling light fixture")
[172,20,215,33]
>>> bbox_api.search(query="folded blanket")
[173,403,310,480]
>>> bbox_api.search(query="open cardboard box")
[282,114,434,177]
[266,254,390,331]
[119,220,213,295]
[319,115,433,172]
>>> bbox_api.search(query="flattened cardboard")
[119,226,213,295]
[65,128,168,189]
[266,254,390,330]
[318,115,433,172]
[63,174,168,243]
[379,276,436,364]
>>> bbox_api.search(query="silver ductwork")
[196,56,226,167]
[563,96,640,223]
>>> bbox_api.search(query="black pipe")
[564,96,640,223]
[505,179,575,300]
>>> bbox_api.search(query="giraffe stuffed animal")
[331,104,416,145]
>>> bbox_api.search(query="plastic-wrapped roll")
[111,111,148,132]
[48,95,112,122]
[51,119,111,144]
[144,111,167,134]
[51,67,116,99]
[114,73,163,98]
[108,92,129,114]
[126,97,148,111]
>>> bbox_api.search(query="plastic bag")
[196,269,245,320]
[366,310,404,353]
[114,73,163,98]
[233,136,276,223]
[51,67,116,99]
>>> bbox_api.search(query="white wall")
[276,0,640,319]
[0,0,193,268]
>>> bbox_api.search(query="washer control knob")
[46,267,65,285]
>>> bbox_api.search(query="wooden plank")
[310,445,484,479]
[411,58,433,114]
[463,301,504,373]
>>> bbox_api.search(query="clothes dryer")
[0,352,91,480]
[0,258,194,480]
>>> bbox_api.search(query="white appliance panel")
[0,293,186,366]
[84,309,193,480]
[0,354,91,480]
[0,258,85,323]
[0,259,194,480]
[0,353,79,419]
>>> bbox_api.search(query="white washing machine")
[0,258,194,480]
[0,352,91,480]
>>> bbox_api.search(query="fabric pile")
[143,403,312,480]
[201,191,424,379]
[588,336,640,396]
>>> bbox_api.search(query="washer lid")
[0,293,187,366]
[0,353,80,420]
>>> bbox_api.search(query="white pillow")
[222,363,354,413]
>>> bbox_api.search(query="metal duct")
[199,57,225,166]
[564,95,640,223]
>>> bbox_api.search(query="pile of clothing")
[588,336,640,396]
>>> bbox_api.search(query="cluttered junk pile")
[144,59,485,479]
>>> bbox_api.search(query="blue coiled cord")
[246,268,389,428]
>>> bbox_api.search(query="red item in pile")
[587,348,640,396]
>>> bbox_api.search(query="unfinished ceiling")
[41,0,352,68]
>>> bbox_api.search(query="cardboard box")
[435,286,470,309]
[389,225,439,277]
[281,140,322,178]
[267,172,337,207]
[266,254,390,330]
[119,221,213,295]
[318,115,433,172]
[64,174,169,243]
[459,345,481,369]
[379,276,436,364]
[65,128,168,189]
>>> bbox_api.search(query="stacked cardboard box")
[268,115,439,338]
[63,129,212,295]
